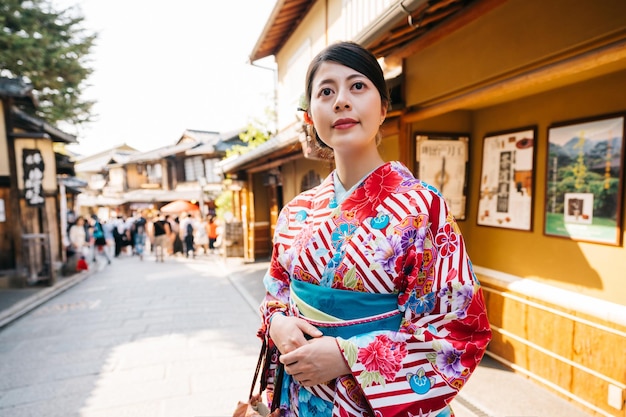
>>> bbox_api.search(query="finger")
[297,321,323,338]
[279,351,298,366]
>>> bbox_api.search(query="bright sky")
[56,0,277,157]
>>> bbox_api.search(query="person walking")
[180,213,195,258]
[194,215,209,255]
[207,216,219,254]
[258,41,491,416]
[133,214,148,261]
[89,215,111,265]
[68,216,89,272]
[151,213,171,262]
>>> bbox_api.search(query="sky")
[55,0,277,157]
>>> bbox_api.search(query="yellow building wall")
[405,0,626,106]
[274,1,327,132]
[468,69,626,306]
[408,71,626,417]
[402,2,626,412]
[409,69,626,306]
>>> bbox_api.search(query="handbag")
[233,337,283,417]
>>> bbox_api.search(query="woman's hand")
[269,314,322,354]
[280,336,351,386]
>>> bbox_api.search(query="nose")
[334,90,351,111]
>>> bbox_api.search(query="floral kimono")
[259,161,491,417]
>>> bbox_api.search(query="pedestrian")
[134,214,148,261]
[194,215,209,255]
[68,216,89,271]
[112,215,128,257]
[68,216,88,256]
[207,216,219,254]
[102,218,115,260]
[169,215,184,256]
[180,213,195,258]
[258,41,491,416]
[151,213,171,262]
[89,215,111,265]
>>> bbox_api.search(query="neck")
[334,148,384,189]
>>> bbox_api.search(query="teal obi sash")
[290,279,402,339]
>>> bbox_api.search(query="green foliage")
[0,0,96,125]
[214,190,232,220]
[225,116,273,158]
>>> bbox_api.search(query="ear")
[380,102,388,124]
[303,111,314,125]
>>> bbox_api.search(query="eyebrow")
[315,72,365,88]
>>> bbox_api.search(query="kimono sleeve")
[335,191,492,416]
[258,207,292,338]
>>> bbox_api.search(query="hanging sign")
[23,148,45,207]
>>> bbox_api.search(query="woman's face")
[308,61,386,155]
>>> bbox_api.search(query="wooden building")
[1,77,78,285]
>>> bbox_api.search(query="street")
[0,254,266,417]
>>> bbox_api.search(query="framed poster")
[545,113,625,246]
[477,127,536,230]
[416,133,469,220]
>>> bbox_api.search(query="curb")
[0,269,95,329]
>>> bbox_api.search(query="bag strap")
[270,363,284,411]
[248,337,283,412]
[248,337,268,399]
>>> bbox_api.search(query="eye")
[353,81,365,90]
[320,87,333,97]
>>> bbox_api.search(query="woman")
[259,41,491,416]
[207,216,219,253]
[68,216,88,267]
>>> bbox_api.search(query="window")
[146,163,162,184]
[184,156,204,181]
[204,158,221,183]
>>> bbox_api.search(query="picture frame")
[545,113,625,246]
[477,127,536,230]
[415,133,469,220]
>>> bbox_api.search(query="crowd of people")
[65,210,222,271]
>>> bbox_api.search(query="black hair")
[303,41,389,151]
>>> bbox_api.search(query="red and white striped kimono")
[259,161,491,417]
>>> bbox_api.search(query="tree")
[0,0,96,126]
[225,120,271,158]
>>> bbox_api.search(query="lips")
[332,118,358,129]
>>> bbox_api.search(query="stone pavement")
[0,253,593,417]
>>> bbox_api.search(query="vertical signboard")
[23,148,45,207]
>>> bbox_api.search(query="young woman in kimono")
[259,41,492,417]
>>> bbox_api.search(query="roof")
[126,141,199,163]
[75,145,140,173]
[185,128,246,156]
[177,129,221,145]
[249,0,486,62]
[217,122,302,174]
[0,77,37,107]
[10,106,77,143]
[249,0,314,62]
